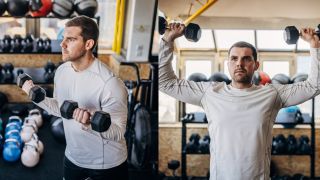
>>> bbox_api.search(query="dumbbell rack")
[181,98,315,180]
[273,98,315,179]
[181,117,208,180]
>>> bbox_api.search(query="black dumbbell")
[17,73,46,103]
[158,16,201,42]
[2,35,12,53]
[298,135,311,154]
[23,34,34,53]
[272,134,287,154]
[16,69,24,76]
[44,61,55,83]
[167,160,180,180]
[186,133,200,153]
[60,100,111,132]
[36,38,44,52]
[3,63,14,83]
[199,134,210,154]
[286,134,298,154]
[43,37,51,52]
[284,25,320,44]
[12,34,23,52]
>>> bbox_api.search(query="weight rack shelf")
[181,98,315,180]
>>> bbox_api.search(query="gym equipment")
[284,25,320,44]
[22,34,34,53]
[50,116,66,144]
[17,73,46,103]
[186,133,200,153]
[298,135,311,154]
[199,134,210,154]
[74,0,98,18]
[42,86,53,98]
[167,160,180,180]
[272,134,287,154]
[187,73,207,82]
[252,71,271,85]
[44,61,55,83]
[0,91,8,110]
[28,109,43,127]
[10,104,29,117]
[271,74,291,84]
[20,119,38,143]
[292,174,309,180]
[276,106,303,126]
[60,100,111,132]
[7,116,23,128]
[52,0,74,17]
[0,118,3,133]
[30,0,52,17]
[43,37,51,52]
[159,16,202,42]
[36,38,44,52]
[208,72,231,84]
[291,73,308,83]
[21,142,40,167]
[28,133,43,154]
[3,138,21,162]
[12,34,23,52]
[286,134,298,154]
[2,35,12,53]
[0,0,6,16]
[3,63,14,83]
[7,0,29,17]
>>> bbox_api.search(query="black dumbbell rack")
[181,116,208,180]
[273,98,315,179]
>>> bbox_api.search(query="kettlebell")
[23,34,34,53]
[12,34,23,52]
[44,61,55,83]
[43,37,51,52]
[2,35,12,53]
[2,63,14,83]
[21,143,40,167]
[36,38,44,52]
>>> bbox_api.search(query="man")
[159,23,320,179]
[21,16,128,180]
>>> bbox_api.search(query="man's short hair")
[65,15,99,50]
[228,41,257,61]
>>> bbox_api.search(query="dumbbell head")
[168,160,180,170]
[17,73,32,87]
[184,23,201,42]
[159,16,166,35]
[29,86,46,103]
[60,100,78,119]
[91,111,111,132]
[284,26,299,44]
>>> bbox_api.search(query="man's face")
[60,26,86,62]
[228,47,259,84]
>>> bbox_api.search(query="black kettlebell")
[2,63,14,83]
[0,64,3,82]
[298,135,311,154]
[12,34,23,52]
[43,37,51,52]
[286,134,298,154]
[23,34,34,53]
[44,61,55,83]
[186,133,200,153]
[36,38,44,52]
[2,35,12,53]
[199,134,210,154]
[272,134,287,154]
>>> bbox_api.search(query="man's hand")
[22,80,35,95]
[73,108,93,127]
[300,27,320,48]
[163,22,185,43]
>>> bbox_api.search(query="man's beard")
[63,49,86,62]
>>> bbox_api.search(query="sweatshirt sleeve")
[275,48,320,107]
[34,83,61,117]
[159,39,211,106]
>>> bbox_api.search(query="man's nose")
[60,39,66,48]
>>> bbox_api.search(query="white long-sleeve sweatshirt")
[36,58,128,169]
[159,39,320,180]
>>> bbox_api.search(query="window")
[262,61,290,78]
[214,30,255,50]
[0,18,26,37]
[256,30,295,50]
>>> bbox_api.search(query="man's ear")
[85,39,95,50]
[255,61,260,70]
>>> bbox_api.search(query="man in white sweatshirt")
[21,16,128,180]
[159,23,320,180]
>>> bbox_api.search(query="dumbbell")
[12,34,23,52]
[17,73,46,103]
[159,16,201,42]
[60,100,111,132]
[43,37,52,52]
[186,133,200,153]
[167,160,180,180]
[199,134,210,154]
[284,24,320,44]
[23,34,34,53]
[2,35,12,53]
[44,61,55,83]
[3,63,14,83]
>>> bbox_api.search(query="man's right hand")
[163,22,185,43]
[22,80,35,95]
